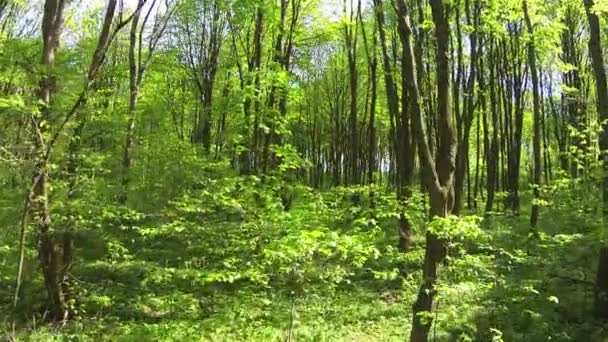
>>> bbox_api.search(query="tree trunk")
[344,0,359,185]
[454,0,480,215]
[391,0,456,340]
[505,30,525,215]
[485,39,500,213]
[523,0,542,228]
[410,0,456,338]
[31,0,69,322]
[239,7,264,174]
[361,5,377,187]
[584,0,608,319]
[120,0,172,202]
[375,0,412,251]
[22,0,129,320]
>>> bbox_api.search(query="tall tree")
[360,2,378,187]
[179,0,226,151]
[453,0,481,215]
[504,25,526,215]
[21,0,135,321]
[394,0,416,252]
[484,38,500,213]
[235,4,265,174]
[120,0,174,204]
[523,0,542,228]
[392,0,457,340]
[583,0,608,319]
[30,0,70,321]
[560,1,587,176]
[261,0,302,172]
[375,0,414,251]
[343,0,360,185]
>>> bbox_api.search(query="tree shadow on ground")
[470,209,608,341]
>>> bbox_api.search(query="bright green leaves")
[273,144,312,172]
[263,225,382,287]
[591,0,608,14]
[416,310,434,326]
[427,214,483,241]
[0,94,25,111]
[107,240,133,264]
[489,328,504,342]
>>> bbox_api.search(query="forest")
[1,0,608,340]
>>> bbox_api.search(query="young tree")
[178,0,226,151]
[120,0,174,204]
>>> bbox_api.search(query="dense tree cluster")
[2,0,608,340]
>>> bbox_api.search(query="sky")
[92,0,373,23]
[13,0,374,40]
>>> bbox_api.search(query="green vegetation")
[2,0,608,340]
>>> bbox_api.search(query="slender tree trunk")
[523,0,542,228]
[361,8,377,186]
[240,7,264,174]
[344,0,359,185]
[505,29,525,214]
[485,40,499,213]
[394,0,415,252]
[119,38,140,204]
[584,0,608,319]
[375,0,412,251]
[120,0,172,202]
[454,0,480,215]
[31,0,69,322]
[392,1,457,340]
[23,0,130,320]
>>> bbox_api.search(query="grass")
[3,188,608,341]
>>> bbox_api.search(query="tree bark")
[119,1,144,203]
[120,0,173,203]
[454,0,480,215]
[344,0,359,185]
[391,0,456,340]
[583,0,608,319]
[523,0,542,228]
[27,0,124,322]
[32,0,69,322]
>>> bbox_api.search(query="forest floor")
[2,184,608,341]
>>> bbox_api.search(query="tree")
[178,0,226,151]
[583,0,608,319]
[120,0,174,204]
[523,0,542,228]
[375,0,414,251]
[343,0,360,185]
[391,0,457,339]
[20,0,138,321]
[453,0,481,215]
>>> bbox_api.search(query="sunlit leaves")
[0,94,25,111]
[272,143,312,172]
[591,0,608,14]
[427,214,483,241]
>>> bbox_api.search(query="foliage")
[2,0,608,340]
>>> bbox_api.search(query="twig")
[0,146,21,163]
